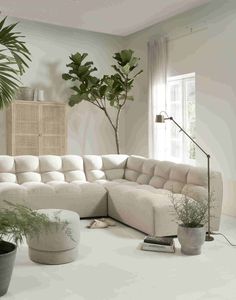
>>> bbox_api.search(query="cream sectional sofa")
[0,154,223,236]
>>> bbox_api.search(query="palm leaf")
[0,17,31,109]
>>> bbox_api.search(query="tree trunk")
[114,127,120,154]
[102,106,121,154]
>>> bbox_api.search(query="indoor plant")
[0,17,31,108]
[171,194,208,255]
[62,49,142,154]
[0,202,52,296]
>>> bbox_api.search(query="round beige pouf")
[27,209,80,265]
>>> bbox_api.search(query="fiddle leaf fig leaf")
[62,73,72,80]
[69,94,82,106]
[121,64,130,76]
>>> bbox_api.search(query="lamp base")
[205,234,214,242]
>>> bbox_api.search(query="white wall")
[125,0,236,217]
[0,17,125,155]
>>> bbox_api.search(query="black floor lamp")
[155,112,214,242]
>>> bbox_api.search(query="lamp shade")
[155,114,165,123]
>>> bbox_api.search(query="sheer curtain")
[148,37,168,159]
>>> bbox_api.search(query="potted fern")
[0,202,52,296]
[171,195,208,255]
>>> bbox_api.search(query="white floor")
[3,215,236,300]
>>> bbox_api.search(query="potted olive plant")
[171,195,208,255]
[0,202,52,296]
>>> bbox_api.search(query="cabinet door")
[13,102,40,155]
[40,104,66,155]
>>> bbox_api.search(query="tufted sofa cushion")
[149,161,210,201]
[0,156,16,183]
[0,155,87,184]
[62,155,86,182]
[15,156,41,184]
[83,154,128,182]
[83,155,105,182]
[124,156,156,184]
[39,155,64,183]
[124,155,145,182]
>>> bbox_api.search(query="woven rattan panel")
[41,136,66,155]
[7,101,67,155]
[15,103,39,135]
[41,105,66,135]
[15,135,39,155]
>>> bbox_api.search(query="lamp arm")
[168,116,212,240]
[169,117,210,158]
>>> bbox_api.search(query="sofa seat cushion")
[106,183,185,236]
[107,184,168,235]
[93,179,139,189]
[153,197,177,236]
[94,179,111,185]
[133,185,172,195]
[43,181,107,218]
[0,182,27,207]
[22,182,55,210]
[112,179,139,186]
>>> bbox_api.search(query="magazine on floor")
[141,236,175,253]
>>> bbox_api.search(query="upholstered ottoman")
[27,209,80,265]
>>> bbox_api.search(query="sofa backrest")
[124,155,156,184]
[0,154,222,211]
[125,155,223,204]
[83,155,128,182]
[0,155,86,184]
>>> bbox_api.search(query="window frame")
[166,72,196,165]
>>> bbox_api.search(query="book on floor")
[141,236,175,253]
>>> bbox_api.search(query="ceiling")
[0,0,211,36]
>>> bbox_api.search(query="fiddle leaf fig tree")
[62,49,143,154]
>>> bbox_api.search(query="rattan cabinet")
[6,101,67,155]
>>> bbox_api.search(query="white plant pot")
[177,224,205,255]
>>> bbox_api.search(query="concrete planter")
[177,224,205,255]
[0,241,17,296]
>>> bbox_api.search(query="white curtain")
[148,37,168,159]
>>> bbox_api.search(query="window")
[165,73,196,164]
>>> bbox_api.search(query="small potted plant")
[171,195,208,255]
[0,202,52,296]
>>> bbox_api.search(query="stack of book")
[141,236,175,253]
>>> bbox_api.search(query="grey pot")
[177,224,205,255]
[0,241,17,297]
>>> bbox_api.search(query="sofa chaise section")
[85,155,223,235]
